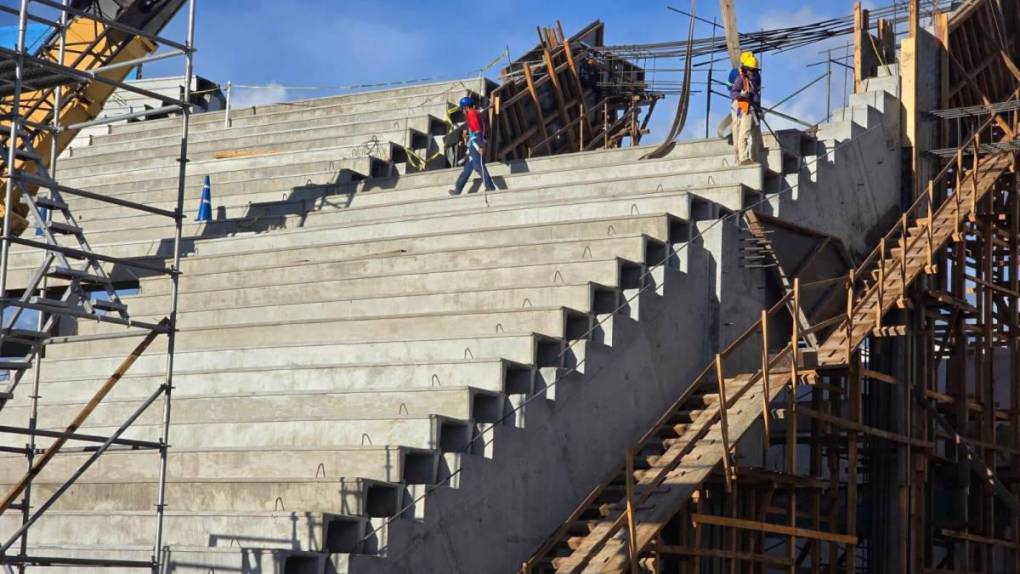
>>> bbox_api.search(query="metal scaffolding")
[0,0,194,571]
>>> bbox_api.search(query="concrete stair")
[0,66,905,573]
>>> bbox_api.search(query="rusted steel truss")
[486,21,662,162]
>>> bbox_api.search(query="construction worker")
[449,95,496,196]
[729,51,763,165]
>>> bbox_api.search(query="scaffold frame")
[0,1,195,571]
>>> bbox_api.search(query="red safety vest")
[465,107,487,136]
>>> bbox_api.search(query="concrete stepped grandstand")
[0,51,904,573]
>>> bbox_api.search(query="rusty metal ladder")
[520,120,1015,574]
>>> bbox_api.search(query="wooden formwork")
[485,21,661,163]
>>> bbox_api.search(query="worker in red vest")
[450,95,496,196]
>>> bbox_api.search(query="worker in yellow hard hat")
[729,51,763,165]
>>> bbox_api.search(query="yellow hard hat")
[740,51,759,69]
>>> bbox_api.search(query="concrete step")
[4,221,676,292]
[42,306,589,361]
[118,258,636,317]
[6,211,680,274]
[60,135,736,211]
[12,477,404,515]
[17,358,525,403]
[67,149,745,226]
[63,156,382,203]
[105,77,482,136]
[79,282,601,332]
[64,164,745,238]
[54,140,397,189]
[0,510,362,552]
[32,334,555,380]
[105,87,461,144]
[343,137,738,196]
[134,234,656,294]
[57,130,410,175]
[9,190,705,269]
[0,445,445,485]
[4,386,501,428]
[829,103,882,130]
[0,544,322,574]
[86,104,447,150]
[7,415,478,454]
[861,72,899,95]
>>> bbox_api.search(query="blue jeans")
[454,140,495,193]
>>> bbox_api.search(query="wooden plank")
[718,0,741,68]
[853,3,866,93]
[690,513,858,545]
[542,48,577,151]
[797,405,934,449]
[650,543,792,567]
[0,318,168,514]
[940,528,1018,548]
[860,367,897,384]
[521,64,552,154]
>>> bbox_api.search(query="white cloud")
[231,82,289,108]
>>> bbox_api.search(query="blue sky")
[2,0,877,139]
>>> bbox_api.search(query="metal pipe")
[152,0,196,568]
[0,5,60,29]
[0,47,192,109]
[224,80,232,128]
[1,0,30,332]
[13,172,176,220]
[0,385,166,554]
[30,0,191,52]
[90,48,185,76]
[3,234,177,275]
[17,1,67,568]
[63,104,184,132]
[826,48,832,121]
[706,17,716,139]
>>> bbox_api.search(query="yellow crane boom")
[0,0,185,234]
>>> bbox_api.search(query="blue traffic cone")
[195,176,212,222]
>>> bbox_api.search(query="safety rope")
[400,145,444,171]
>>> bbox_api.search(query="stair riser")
[5,388,484,428]
[82,109,441,152]
[13,361,511,403]
[28,337,541,382]
[68,152,742,224]
[118,260,626,316]
[134,236,650,294]
[4,214,674,273]
[43,308,577,360]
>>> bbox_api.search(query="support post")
[716,353,734,493]
[760,309,771,451]
[626,447,638,573]
[0,0,30,330]
[788,278,801,573]
[152,1,196,569]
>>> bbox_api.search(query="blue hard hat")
[459,96,475,109]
